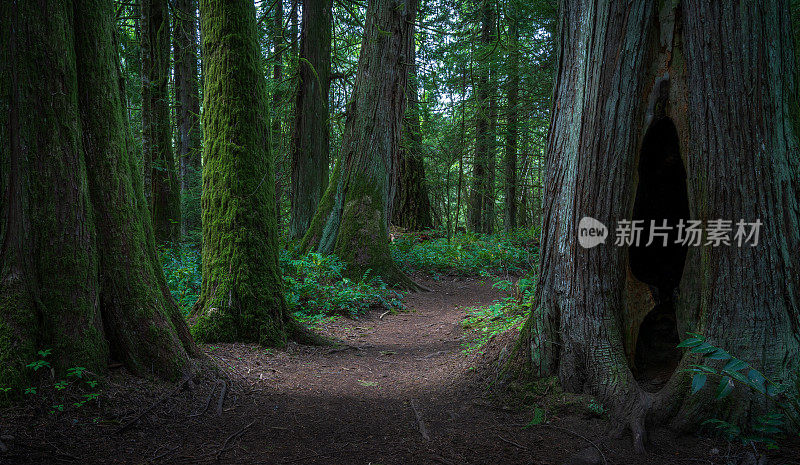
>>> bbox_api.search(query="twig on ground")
[410,399,430,441]
[215,381,228,417]
[189,379,223,418]
[216,420,256,461]
[535,424,606,465]
[280,451,322,464]
[114,373,191,435]
[379,310,391,319]
[497,435,528,451]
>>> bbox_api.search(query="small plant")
[461,274,536,354]
[680,333,799,449]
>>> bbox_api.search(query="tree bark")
[468,0,495,234]
[290,0,332,239]
[194,0,308,345]
[299,0,420,290]
[174,0,202,238]
[142,0,180,243]
[521,0,800,450]
[392,40,434,231]
[504,3,519,232]
[1,0,196,394]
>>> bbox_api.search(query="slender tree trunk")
[468,0,495,234]
[1,0,196,394]
[504,4,519,232]
[142,0,180,243]
[290,0,332,239]
[299,0,419,290]
[194,0,309,345]
[392,42,434,230]
[521,0,800,450]
[174,0,202,238]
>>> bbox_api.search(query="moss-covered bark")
[521,0,800,450]
[142,0,181,243]
[299,0,420,290]
[193,0,306,345]
[0,0,196,396]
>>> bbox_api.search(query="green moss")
[193,0,295,346]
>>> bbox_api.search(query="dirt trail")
[2,277,791,465]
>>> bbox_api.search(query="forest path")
[3,277,745,465]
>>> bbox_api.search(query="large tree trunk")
[299,0,419,290]
[468,0,495,234]
[392,41,434,231]
[522,0,800,451]
[290,0,332,240]
[0,0,197,393]
[142,0,181,243]
[193,0,307,345]
[174,0,202,238]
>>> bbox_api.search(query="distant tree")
[392,39,434,231]
[299,0,420,289]
[468,0,496,234]
[193,0,309,344]
[142,0,180,243]
[521,0,800,451]
[173,0,202,238]
[290,0,332,240]
[503,0,520,232]
[0,0,197,392]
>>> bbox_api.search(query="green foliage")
[2,349,101,414]
[281,251,404,320]
[461,273,537,354]
[160,244,202,314]
[161,244,404,320]
[681,333,800,449]
[391,230,538,276]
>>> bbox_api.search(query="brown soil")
[2,277,798,465]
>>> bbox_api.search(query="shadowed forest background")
[2,0,800,464]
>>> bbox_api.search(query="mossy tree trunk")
[174,0,202,238]
[392,41,434,231]
[142,0,180,243]
[522,0,800,451]
[468,0,495,235]
[290,0,332,240]
[299,0,420,290]
[0,0,197,394]
[193,0,306,345]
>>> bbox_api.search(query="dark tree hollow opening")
[629,118,688,391]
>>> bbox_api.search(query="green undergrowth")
[461,274,536,355]
[280,250,405,322]
[160,244,404,321]
[390,229,538,277]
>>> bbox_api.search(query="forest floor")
[2,276,799,465]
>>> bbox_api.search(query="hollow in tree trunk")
[299,0,420,290]
[521,0,800,451]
